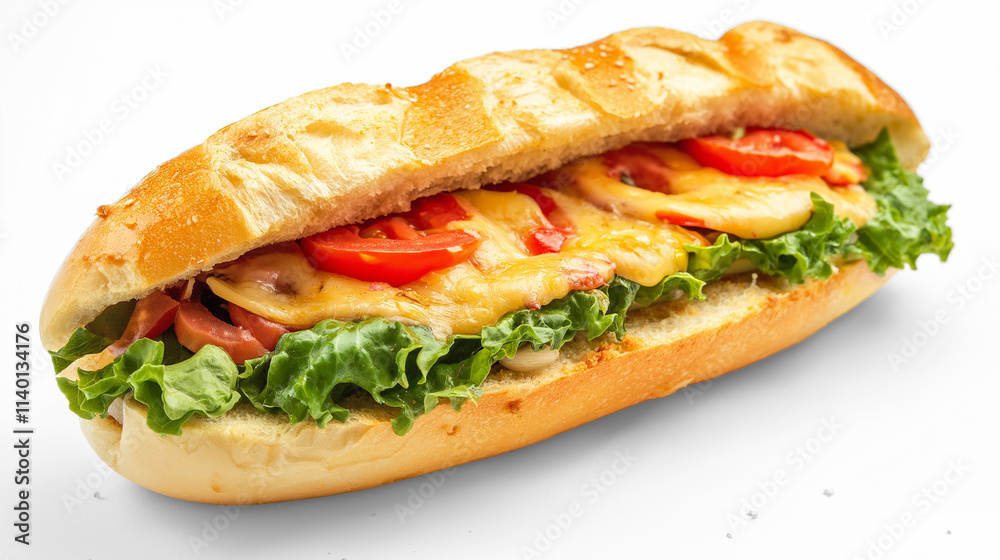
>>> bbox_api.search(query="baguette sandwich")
[41,21,953,504]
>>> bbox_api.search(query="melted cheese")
[457,190,703,286]
[565,145,876,239]
[208,191,697,337]
[205,139,878,337]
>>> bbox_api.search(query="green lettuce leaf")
[379,346,491,435]
[158,329,195,365]
[740,192,857,284]
[130,344,241,435]
[683,193,856,285]
[480,272,704,361]
[238,318,455,435]
[56,339,241,435]
[49,327,114,374]
[682,131,954,281]
[55,348,132,419]
[481,288,615,359]
[55,269,703,437]
[632,272,706,307]
[686,234,741,284]
[83,299,135,340]
[849,129,954,273]
[239,271,702,436]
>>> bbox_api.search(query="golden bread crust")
[41,22,926,349]
[79,262,892,504]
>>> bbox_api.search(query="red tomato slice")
[654,211,707,229]
[403,193,469,229]
[108,291,180,356]
[525,227,567,255]
[302,193,479,285]
[228,304,291,351]
[301,227,480,286]
[602,145,672,191]
[679,128,834,177]
[174,301,268,363]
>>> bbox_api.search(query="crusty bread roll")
[42,21,926,504]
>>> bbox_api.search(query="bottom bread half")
[80,261,893,504]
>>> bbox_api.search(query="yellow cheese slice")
[561,145,876,239]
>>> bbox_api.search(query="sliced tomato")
[301,227,480,286]
[302,192,480,285]
[526,227,567,255]
[654,211,707,229]
[228,304,291,351]
[679,128,834,177]
[602,145,672,191]
[403,193,469,229]
[108,291,180,356]
[174,301,267,363]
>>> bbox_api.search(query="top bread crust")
[39,21,928,350]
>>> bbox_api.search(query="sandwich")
[40,21,953,504]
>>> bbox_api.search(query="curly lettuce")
[56,340,241,435]
[55,272,704,436]
[686,193,858,285]
[848,129,954,273]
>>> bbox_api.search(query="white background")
[1,1,998,559]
